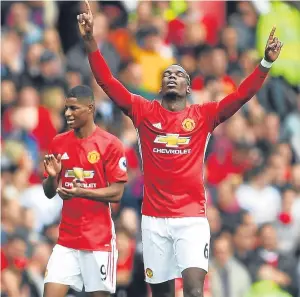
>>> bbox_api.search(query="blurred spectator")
[206,141,253,186]
[283,95,300,161]
[1,197,23,244]
[2,86,57,154]
[207,206,222,250]
[216,175,247,234]
[220,26,240,72]
[131,25,175,95]
[1,30,24,83]
[1,80,18,115]
[229,2,258,51]
[25,242,52,297]
[236,164,281,225]
[249,224,298,296]
[118,60,156,99]
[19,43,44,88]
[20,184,62,234]
[275,188,300,256]
[192,46,236,97]
[210,235,252,297]
[5,2,43,45]
[1,235,29,297]
[41,87,66,132]
[233,224,257,268]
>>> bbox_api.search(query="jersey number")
[204,243,209,259]
[100,264,107,281]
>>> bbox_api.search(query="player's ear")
[88,103,94,113]
[187,85,191,95]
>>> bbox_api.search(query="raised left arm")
[214,26,283,125]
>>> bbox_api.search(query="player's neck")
[74,121,97,139]
[161,97,187,112]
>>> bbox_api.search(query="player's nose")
[169,72,176,80]
[65,108,72,117]
[168,73,177,83]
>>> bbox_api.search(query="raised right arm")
[86,38,133,111]
[78,0,133,112]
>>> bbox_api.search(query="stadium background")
[1,1,300,296]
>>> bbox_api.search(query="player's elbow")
[42,182,56,199]
[44,190,56,199]
[110,192,123,203]
[109,182,125,203]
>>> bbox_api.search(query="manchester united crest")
[87,151,100,164]
[145,268,153,278]
[182,118,195,132]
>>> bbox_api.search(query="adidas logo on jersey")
[61,152,69,160]
[152,123,162,129]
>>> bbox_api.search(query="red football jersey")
[127,98,215,217]
[47,126,128,251]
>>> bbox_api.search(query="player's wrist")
[83,32,94,42]
[75,187,85,198]
[261,58,273,68]
[48,174,59,179]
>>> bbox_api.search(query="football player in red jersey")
[78,1,283,296]
[42,85,128,297]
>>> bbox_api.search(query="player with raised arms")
[78,1,283,296]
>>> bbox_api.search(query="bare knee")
[182,267,205,297]
[43,283,69,297]
[150,280,175,297]
[183,287,203,297]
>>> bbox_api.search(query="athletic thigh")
[44,244,83,293]
[142,215,180,284]
[172,217,210,273]
[79,244,118,294]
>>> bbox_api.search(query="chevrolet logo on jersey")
[65,169,95,179]
[154,134,191,148]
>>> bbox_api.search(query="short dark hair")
[67,85,94,102]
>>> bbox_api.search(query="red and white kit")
[88,50,268,283]
[44,127,127,292]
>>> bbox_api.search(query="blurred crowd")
[1,1,300,297]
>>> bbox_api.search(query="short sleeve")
[125,95,152,127]
[104,139,128,184]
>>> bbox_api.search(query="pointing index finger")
[269,26,276,41]
[84,0,91,14]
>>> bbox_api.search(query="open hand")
[57,179,81,200]
[77,0,93,39]
[264,26,283,62]
[44,154,62,177]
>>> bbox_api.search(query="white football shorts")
[142,215,210,284]
[44,243,118,293]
